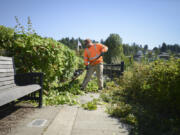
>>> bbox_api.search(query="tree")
[104,34,124,64]
[161,42,167,52]
[153,47,160,55]
[143,44,148,54]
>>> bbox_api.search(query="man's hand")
[85,65,89,70]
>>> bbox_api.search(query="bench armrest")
[15,72,43,87]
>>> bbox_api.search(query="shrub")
[103,58,180,135]
[128,59,180,115]
[0,25,82,90]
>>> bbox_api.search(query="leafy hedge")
[102,58,180,135]
[122,58,180,115]
[0,25,83,90]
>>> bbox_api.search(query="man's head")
[84,39,93,47]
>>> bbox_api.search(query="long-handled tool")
[70,53,103,83]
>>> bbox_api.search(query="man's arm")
[84,50,89,66]
[99,44,108,52]
[102,45,108,53]
[98,44,108,56]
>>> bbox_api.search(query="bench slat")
[0,73,14,77]
[0,64,14,69]
[0,80,15,87]
[0,56,13,61]
[0,68,14,73]
[0,61,13,65]
[0,84,16,90]
[0,76,14,82]
[0,84,41,106]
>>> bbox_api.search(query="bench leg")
[39,89,43,108]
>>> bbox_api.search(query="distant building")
[174,53,180,59]
[158,52,170,60]
[137,50,143,56]
[134,50,144,61]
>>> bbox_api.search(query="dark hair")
[84,39,91,44]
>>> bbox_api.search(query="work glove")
[100,52,105,56]
[85,65,89,70]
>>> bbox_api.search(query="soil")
[0,103,36,135]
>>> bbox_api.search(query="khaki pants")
[81,63,103,89]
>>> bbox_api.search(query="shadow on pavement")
[0,103,36,135]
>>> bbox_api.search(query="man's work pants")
[81,63,103,89]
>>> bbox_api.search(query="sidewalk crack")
[70,107,79,135]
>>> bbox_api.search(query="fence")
[103,61,124,79]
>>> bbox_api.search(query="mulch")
[0,103,36,135]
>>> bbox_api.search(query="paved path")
[6,93,129,135]
[43,93,129,135]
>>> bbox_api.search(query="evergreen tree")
[161,42,167,52]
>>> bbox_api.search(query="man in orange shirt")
[81,39,108,90]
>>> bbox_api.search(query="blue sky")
[1,0,180,49]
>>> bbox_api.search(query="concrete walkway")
[43,93,129,135]
[6,93,129,135]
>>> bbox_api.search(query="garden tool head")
[72,68,84,80]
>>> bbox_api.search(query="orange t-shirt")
[84,43,108,66]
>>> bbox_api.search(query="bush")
[124,59,180,116]
[0,25,82,90]
[102,58,180,135]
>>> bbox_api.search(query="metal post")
[121,61,124,75]
[39,74,43,108]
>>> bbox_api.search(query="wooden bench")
[0,56,43,108]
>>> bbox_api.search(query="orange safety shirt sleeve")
[84,49,89,66]
[97,43,108,53]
